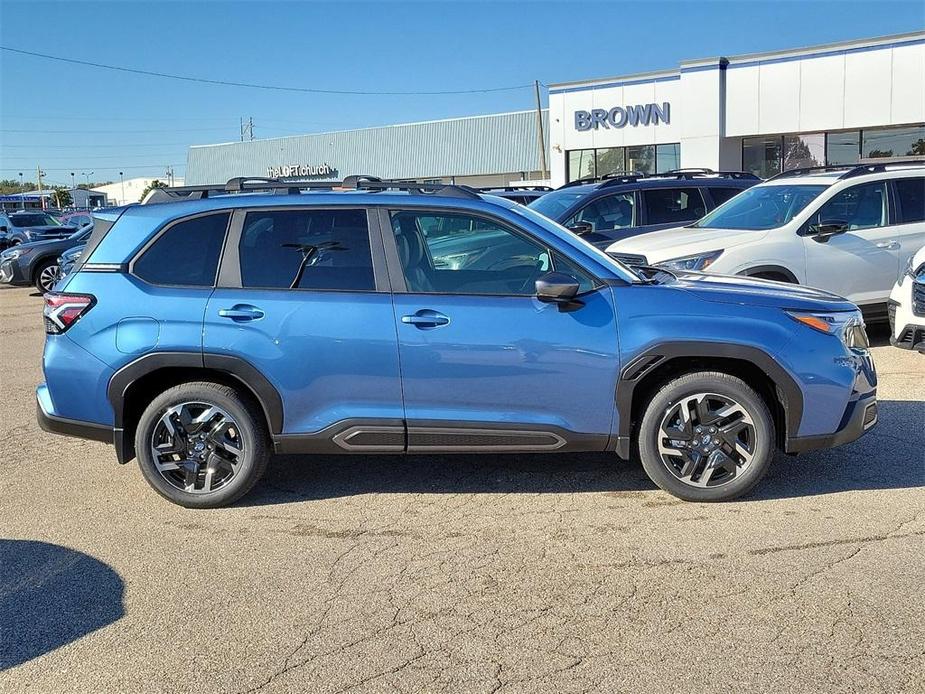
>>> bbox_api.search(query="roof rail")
[766,164,857,181]
[561,171,648,189]
[658,169,760,181]
[142,175,482,204]
[839,159,925,180]
[477,185,554,193]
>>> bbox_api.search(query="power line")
[1,46,535,95]
[1,127,235,134]
[1,142,198,149]
[0,164,182,172]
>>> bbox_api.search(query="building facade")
[185,110,549,187]
[548,31,925,186]
[91,177,184,206]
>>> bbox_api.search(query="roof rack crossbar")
[839,159,925,180]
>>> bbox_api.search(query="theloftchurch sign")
[267,163,336,178]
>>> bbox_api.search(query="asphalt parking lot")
[1,284,923,693]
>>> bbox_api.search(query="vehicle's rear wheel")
[637,372,774,502]
[134,382,269,508]
[33,259,60,293]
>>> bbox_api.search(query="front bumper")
[786,391,878,453]
[0,258,29,285]
[36,388,113,444]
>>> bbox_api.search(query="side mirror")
[809,220,849,243]
[0,226,7,232]
[568,222,593,236]
[535,272,580,304]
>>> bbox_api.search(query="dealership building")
[185,31,924,188]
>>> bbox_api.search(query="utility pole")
[240,116,254,141]
[36,166,45,210]
[18,172,24,209]
[248,116,254,141]
[240,116,244,142]
[533,80,549,182]
[119,171,125,204]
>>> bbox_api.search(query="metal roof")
[186,110,549,185]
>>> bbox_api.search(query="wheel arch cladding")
[616,342,802,456]
[107,352,283,463]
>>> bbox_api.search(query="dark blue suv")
[528,170,759,248]
[37,176,877,508]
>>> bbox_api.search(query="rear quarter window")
[642,187,707,225]
[133,212,230,287]
[895,177,925,223]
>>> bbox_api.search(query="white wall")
[91,177,185,206]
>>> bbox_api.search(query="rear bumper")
[36,388,113,444]
[785,391,877,453]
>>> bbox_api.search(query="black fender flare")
[107,352,284,462]
[614,342,804,459]
[738,265,799,283]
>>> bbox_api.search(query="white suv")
[605,162,925,321]
[889,245,925,352]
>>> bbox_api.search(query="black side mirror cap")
[568,222,593,236]
[809,221,849,243]
[535,272,580,304]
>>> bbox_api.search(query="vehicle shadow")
[0,540,124,670]
[866,323,891,348]
[243,399,924,506]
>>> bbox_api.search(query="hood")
[606,226,767,264]
[9,236,81,253]
[16,225,76,238]
[669,271,856,313]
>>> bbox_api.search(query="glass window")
[10,213,60,227]
[783,133,824,170]
[134,213,229,286]
[551,252,597,294]
[239,209,374,290]
[655,143,681,173]
[642,188,707,225]
[567,149,595,182]
[708,187,743,207]
[625,145,656,175]
[743,136,782,178]
[527,189,586,220]
[894,178,925,223]
[565,192,635,232]
[391,211,549,295]
[595,148,625,177]
[693,184,828,231]
[814,182,887,231]
[826,131,860,165]
[861,125,925,159]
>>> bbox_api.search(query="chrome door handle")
[876,241,900,250]
[401,309,450,329]
[218,304,265,322]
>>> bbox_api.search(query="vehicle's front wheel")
[33,259,60,293]
[134,382,270,508]
[637,372,774,502]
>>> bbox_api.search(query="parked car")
[889,245,925,352]
[59,211,94,230]
[527,170,759,248]
[37,175,876,508]
[605,161,925,323]
[477,186,553,206]
[0,211,78,247]
[0,227,92,292]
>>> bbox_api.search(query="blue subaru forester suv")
[37,176,877,508]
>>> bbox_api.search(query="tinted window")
[527,189,587,220]
[10,213,59,227]
[642,188,706,225]
[551,252,597,294]
[708,187,743,206]
[391,211,549,295]
[693,184,828,231]
[655,144,680,174]
[568,149,596,182]
[861,125,925,159]
[783,133,824,170]
[239,209,373,290]
[566,193,635,231]
[625,145,655,175]
[134,213,229,286]
[814,182,887,231]
[826,131,860,165]
[895,178,925,223]
[596,148,625,177]
[743,136,783,178]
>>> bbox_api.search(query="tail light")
[43,293,95,334]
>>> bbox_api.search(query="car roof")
[560,175,755,195]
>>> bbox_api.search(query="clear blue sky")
[1,0,923,186]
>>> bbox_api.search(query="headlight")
[1,248,29,261]
[787,310,869,351]
[657,250,723,272]
[902,256,924,283]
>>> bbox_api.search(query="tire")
[33,259,60,293]
[637,372,774,502]
[134,382,270,508]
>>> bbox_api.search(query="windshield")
[692,184,828,230]
[526,189,587,220]
[10,213,60,227]
[69,228,92,241]
[510,204,640,284]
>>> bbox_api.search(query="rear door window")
[642,188,707,225]
[894,177,925,223]
[707,187,743,207]
[565,193,635,231]
[238,209,374,290]
[134,212,229,286]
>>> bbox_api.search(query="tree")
[0,179,35,194]
[139,179,168,202]
[49,186,72,208]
